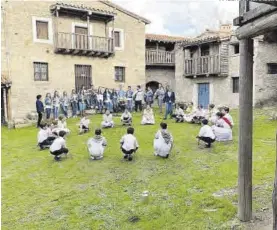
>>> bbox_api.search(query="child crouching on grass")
[196,119,216,148]
[120,127,139,161]
[37,122,56,150]
[58,115,70,134]
[87,129,107,160]
[154,122,173,158]
[121,109,132,126]
[79,115,90,134]
[49,130,69,161]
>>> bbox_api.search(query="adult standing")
[78,85,86,117]
[133,85,144,112]
[103,88,112,112]
[36,94,44,128]
[111,89,118,113]
[126,86,133,112]
[163,86,175,120]
[52,91,60,120]
[145,86,154,106]
[154,83,165,113]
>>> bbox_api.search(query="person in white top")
[184,102,196,123]
[101,110,114,128]
[37,123,56,150]
[57,115,70,134]
[175,104,185,123]
[87,129,107,160]
[133,85,144,112]
[120,127,139,161]
[154,122,173,158]
[192,105,207,124]
[207,104,218,125]
[49,130,69,161]
[79,115,90,134]
[221,107,234,127]
[141,105,155,125]
[212,112,233,141]
[196,119,216,148]
[121,109,132,126]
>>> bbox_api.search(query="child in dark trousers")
[196,119,216,148]
[36,95,44,128]
[120,127,139,161]
[49,130,69,161]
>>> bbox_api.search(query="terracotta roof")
[1,73,12,86]
[100,0,151,24]
[146,34,186,43]
[182,29,232,46]
[51,2,116,16]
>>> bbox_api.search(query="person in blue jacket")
[163,86,175,120]
[36,95,44,128]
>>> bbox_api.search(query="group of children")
[171,103,234,147]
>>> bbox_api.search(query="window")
[267,63,277,74]
[233,44,239,54]
[34,62,48,81]
[201,45,210,56]
[114,67,125,82]
[36,21,49,40]
[32,17,53,44]
[232,77,239,93]
[109,28,124,50]
[114,31,120,47]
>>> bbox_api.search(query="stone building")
[145,34,184,92]
[1,0,150,123]
[175,24,277,108]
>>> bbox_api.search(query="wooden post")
[54,8,59,49]
[273,131,277,229]
[112,14,115,52]
[87,14,90,50]
[3,88,8,122]
[238,38,254,221]
[6,87,12,123]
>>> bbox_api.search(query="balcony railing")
[184,55,220,76]
[55,32,114,56]
[146,50,175,65]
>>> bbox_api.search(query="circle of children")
[36,83,234,161]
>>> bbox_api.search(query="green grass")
[2,109,277,230]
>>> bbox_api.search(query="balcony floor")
[54,48,114,58]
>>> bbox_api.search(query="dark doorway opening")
[146,81,160,94]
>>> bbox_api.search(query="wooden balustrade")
[55,32,114,55]
[146,50,175,65]
[184,55,220,76]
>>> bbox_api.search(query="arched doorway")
[146,81,159,94]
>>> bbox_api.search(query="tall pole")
[238,38,253,221]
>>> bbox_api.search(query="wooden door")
[198,83,210,109]
[75,26,88,50]
[75,65,92,93]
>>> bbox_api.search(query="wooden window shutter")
[36,21,49,40]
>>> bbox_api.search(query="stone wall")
[145,66,175,91]
[253,38,277,106]
[1,1,146,120]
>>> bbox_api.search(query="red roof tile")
[146,34,187,43]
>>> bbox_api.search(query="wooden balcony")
[146,50,175,66]
[184,55,221,77]
[54,32,114,57]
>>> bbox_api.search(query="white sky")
[113,0,239,36]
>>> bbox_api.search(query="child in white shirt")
[58,115,70,134]
[120,127,139,161]
[101,110,114,128]
[79,115,90,134]
[197,119,216,148]
[121,109,132,126]
[87,129,107,160]
[49,130,69,161]
[37,123,56,150]
[154,122,173,158]
[222,107,234,127]
[175,104,185,123]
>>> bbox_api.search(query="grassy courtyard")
[2,109,277,229]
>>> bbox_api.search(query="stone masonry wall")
[1,1,146,119]
[146,66,175,91]
[253,38,277,106]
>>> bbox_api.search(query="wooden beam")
[238,38,254,222]
[273,130,277,229]
[88,51,96,56]
[72,50,80,54]
[242,5,277,24]
[236,10,277,39]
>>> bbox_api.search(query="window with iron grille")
[232,77,239,93]
[34,62,48,81]
[114,67,125,82]
[267,63,277,74]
